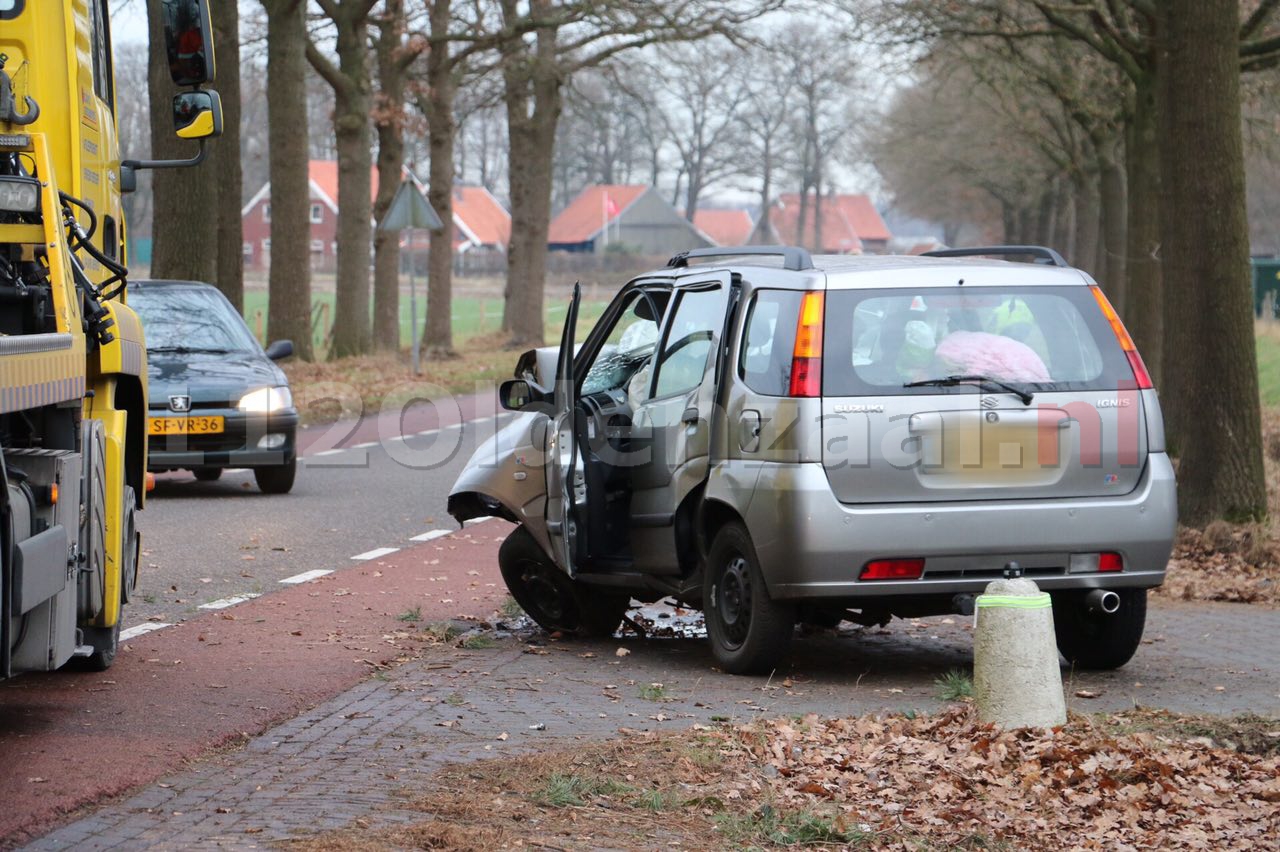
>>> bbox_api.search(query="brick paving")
[25,599,1280,850]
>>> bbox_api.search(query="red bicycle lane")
[0,522,513,846]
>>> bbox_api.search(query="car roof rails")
[667,245,814,272]
[921,245,1070,268]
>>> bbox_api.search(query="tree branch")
[1241,0,1280,41]
[305,38,353,97]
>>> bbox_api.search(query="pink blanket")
[934,331,1051,382]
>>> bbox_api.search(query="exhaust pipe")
[1085,589,1121,615]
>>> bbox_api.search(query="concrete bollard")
[972,570,1067,729]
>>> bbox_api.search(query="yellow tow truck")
[0,0,221,676]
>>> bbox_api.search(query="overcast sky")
[110,0,148,45]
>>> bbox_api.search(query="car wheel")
[498,526,628,638]
[193,467,222,482]
[1052,588,1147,670]
[703,522,795,675]
[254,458,296,494]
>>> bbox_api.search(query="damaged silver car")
[450,246,1177,674]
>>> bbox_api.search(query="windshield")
[131,287,261,355]
[823,286,1134,396]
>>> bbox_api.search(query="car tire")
[193,468,222,482]
[498,526,628,638]
[1052,588,1147,670]
[703,522,795,675]
[254,459,296,494]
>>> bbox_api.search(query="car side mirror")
[163,0,217,87]
[499,379,541,411]
[264,339,293,361]
[173,90,223,140]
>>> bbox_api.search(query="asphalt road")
[128,395,517,630]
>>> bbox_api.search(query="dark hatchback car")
[131,280,299,494]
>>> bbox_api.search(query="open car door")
[545,284,581,576]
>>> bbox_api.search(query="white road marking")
[464,517,493,526]
[410,529,452,542]
[120,622,171,641]
[198,593,261,610]
[472,415,494,424]
[352,441,378,449]
[279,569,334,585]
[351,546,400,561]
[416,429,438,437]
[313,449,344,457]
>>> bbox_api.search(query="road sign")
[379,180,443,232]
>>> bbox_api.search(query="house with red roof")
[749,192,892,254]
[242,161,510,271]
[689,208,754,248]
[548,184,711,255]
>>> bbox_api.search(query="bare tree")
[260,0,315,361]
[114,40,153,257]
[308,0,380,358]
[213,0,244,311]
[497,0,786,349]
[650,42,748,219]
[146,0,217,282]
[738,34,798,242]
[1158,0,1266,523]
[372,0,427,351]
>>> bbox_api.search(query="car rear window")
[823,286,1134,396]
[739,290,803,396]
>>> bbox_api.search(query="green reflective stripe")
[976,594,1052,609]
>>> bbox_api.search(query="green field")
[1257,327,1280,407]
[240,291,606,352]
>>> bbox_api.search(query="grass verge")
[288,705,1279,851]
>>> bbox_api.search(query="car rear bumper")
[745,453,1177,600]
[147,410,298,471]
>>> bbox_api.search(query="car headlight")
[237,386,293,413]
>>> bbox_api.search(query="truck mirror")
[173,90,222,140]
[162,0,216,87]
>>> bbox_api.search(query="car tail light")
[1090,286,1153,389]
[860,558,925,580]
[788,291,824,397]
[1069,551,1124,573]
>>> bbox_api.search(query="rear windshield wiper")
[903,374,1034,405]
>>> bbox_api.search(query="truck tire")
[498,526,628,638]
[119,485,138,604]
[1052,588,1147,670]
[704,522,795,675]
[76,485,129,672]
[254,459,296,494]
[78,422,106,621]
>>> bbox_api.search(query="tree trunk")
[1097,145,1127,300]
[1157,0,1266,524]
[500,0,559,348]
[147,0,217,281]
[311,9,375,358]
[757,134,773,239]
[212,0,243,311]
[1122,74,1163,383]
[425,0,457,358]
[1071,171,1100,277]
[1053,178,1075,262]
[262,0,314,361]
[372,0,409,352]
